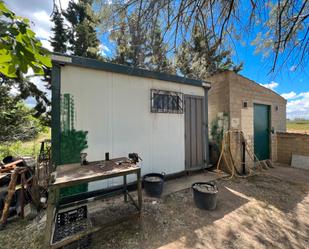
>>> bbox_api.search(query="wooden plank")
[44,187,59,248]
[0,168,20,225]
[184,96,191,169]
[196,99,203,166]
[53,167,139,188]
[53,158,139,188]
[191,98,197,167]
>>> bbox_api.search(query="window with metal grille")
[151,89,183,113]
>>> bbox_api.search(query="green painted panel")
[59,93,89,197]
[254,104,270,160]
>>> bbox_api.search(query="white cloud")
[281,91,297,100]
[40,39,53,52]
[285,91,309,119]
[7,0,81,53]
[6,1,53,52]
[99,44,110,56]
[299,92,309,98]
[260,81,279,90]
[289,65,297,72]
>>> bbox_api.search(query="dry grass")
[287,120,309,134]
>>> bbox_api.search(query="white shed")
[51,54,211,190]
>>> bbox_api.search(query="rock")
[24,204,37,220]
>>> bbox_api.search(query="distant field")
[287,120,309,134]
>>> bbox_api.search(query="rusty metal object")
[0,159,23,173]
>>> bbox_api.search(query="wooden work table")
[44,157,142,248]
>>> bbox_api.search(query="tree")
[0,1,51,78]
[102,0,309,73]
[0,1,51,121]
[109,9,174,73]
[110,10,150,67]
[0,85,43,143]
[176,24,243,79]
[50,6,68,53]
[109,11,132,65]
[147,23,174,73]
[63,0,100,58]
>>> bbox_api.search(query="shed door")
[185,95,204,170]
[254,104,270,160]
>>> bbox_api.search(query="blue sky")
[6,0,309,119]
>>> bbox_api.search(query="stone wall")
[208,72,230,126]
[208,71,287,171]
[276,132,309,165]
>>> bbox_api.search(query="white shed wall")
[60,65,204,190]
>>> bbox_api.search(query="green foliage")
[62,0,100,58]
[109,9,174,73]
[105,0,308,73]
[0,1,51,121]
[60,130,88,165]
[0,85,46,143]
[176,24,243,79]
[50,6,68,53]
[0,1,51,78]
[210,113,229,148]
[0,128,50,160]
[147,23,175,73]
[210,119,224,148]
[110,10,148,67]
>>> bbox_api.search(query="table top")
[51,157,140,188]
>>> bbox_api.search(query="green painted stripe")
[52,53,210,88]
[51,64,61,166]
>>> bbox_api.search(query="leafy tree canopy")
[62,0,101,58]
[176,24,243,79]
[0,1,51,123]
[50,6,68,54]
[0,85,45,143]
[0,1,51,78]
[108,8,174,73]
[99,0,309,73]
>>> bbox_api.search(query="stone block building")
[208,71,287,170]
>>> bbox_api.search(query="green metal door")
[254,104,270,160]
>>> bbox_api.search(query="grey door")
[184,95,204,170]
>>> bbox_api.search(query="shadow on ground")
[91,167,309,249]
[0,166,308,249]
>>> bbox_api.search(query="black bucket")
[143,173,165,198]
[192,181,218,210]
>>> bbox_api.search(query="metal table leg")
[137,169,142,213]
[123,175,127,202]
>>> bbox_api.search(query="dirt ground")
[0,165,309,249]
[287,129,309,134]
